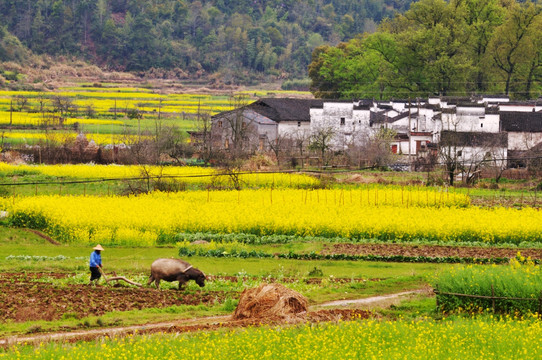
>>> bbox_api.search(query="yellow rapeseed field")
[2,318,542,359]
[4,189,532,246]
[0,163,319,188]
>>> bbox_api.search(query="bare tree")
[439,131,465,186]
[486,134,509,184]
[51,95,76,119]
[13,95,28,111]
[194,104,215,163]
[440,131,507,186]
[212,95,256,160]
[156,126,194,164]
[224,95,254,157]
[308,123,336,167]
[267,133,289,167]
[364,128,397,169]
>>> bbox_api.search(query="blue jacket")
[89,251,102,267]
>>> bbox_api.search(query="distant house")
[440,130,508,168]
[501,111,542,151]
[500,111,542,167]
[309,100,372,149]
[211,98,324,152]
[209,95,542,169]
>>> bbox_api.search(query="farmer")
[89,244,104,284]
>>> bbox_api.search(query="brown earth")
[0,275,230,323]
[0,308,374,346]
[0,272,385,325]
[321,243,542,259]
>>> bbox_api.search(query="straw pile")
[232,283,308,323]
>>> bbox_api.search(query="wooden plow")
[99,268,142,287]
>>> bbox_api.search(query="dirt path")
[318,288,430,308]
[0,289,429,347]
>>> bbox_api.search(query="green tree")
[487,1,541,96]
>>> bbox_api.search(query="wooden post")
[538,291,542,319]
[492,284,495,313]
[84,184,86,196]
[59,183,62,195]
[35,184,38,196]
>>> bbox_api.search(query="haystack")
[232,283,308,323]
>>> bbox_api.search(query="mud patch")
[0,282,230,322]
[321,243,542,259]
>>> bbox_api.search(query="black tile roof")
[440,131,508,147]
[500,111,542,132]
[212,98,325,122]
[247,98,325,122]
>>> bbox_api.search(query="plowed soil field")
[321,243,542,259]
[0,273,229,323]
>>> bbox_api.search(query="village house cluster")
[210,96,542,170]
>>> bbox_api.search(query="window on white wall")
[297,121,301,127]
[340,117,345,126]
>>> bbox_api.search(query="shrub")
[8,211,48,229]
[435,252,542,314]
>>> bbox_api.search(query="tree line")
[0,0,411,84]
[309,0,542,100]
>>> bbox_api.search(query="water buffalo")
[148,258,205,290]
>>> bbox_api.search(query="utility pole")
[9,99,13,129]
[408,98,412,171]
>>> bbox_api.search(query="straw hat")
[93,244,104,251]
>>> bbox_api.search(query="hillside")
[0,0,411,86]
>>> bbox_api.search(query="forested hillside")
[0,0,410,84]
[309,0,542,99]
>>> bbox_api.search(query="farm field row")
[0,86,267,143]
[1,188,537,246]
[0,162,536,202]
[0,163,320,191]
[0,229,435,336]
[3,317,542,359]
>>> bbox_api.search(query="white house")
[309,100,372,149]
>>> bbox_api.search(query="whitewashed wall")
[278,121,310,137]
[441,106,499,133]
[310,102,372,149]
[508,132,542,151]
